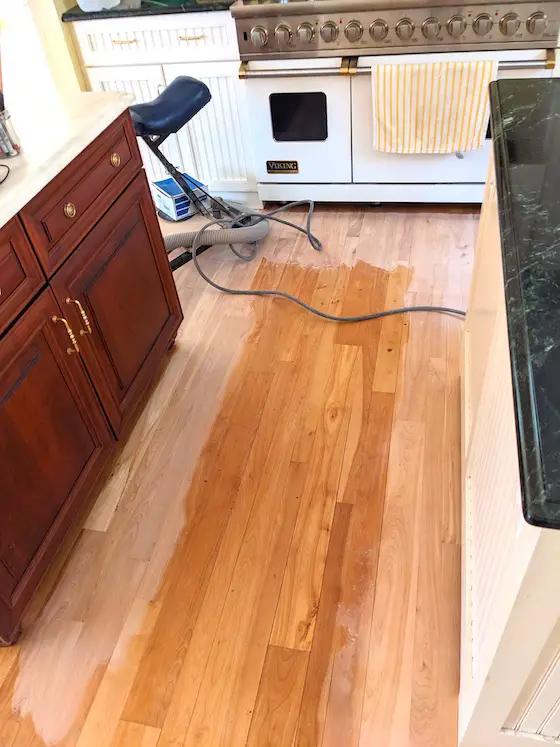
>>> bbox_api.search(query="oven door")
[242,58,352,183]
[352,49,554,185]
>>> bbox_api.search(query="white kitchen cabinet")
[163,62,256,194]
[87,64,184,185]
[75,12,256,200]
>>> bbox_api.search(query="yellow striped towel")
[372,59,498,154]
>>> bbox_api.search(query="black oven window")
[269,92,328,142]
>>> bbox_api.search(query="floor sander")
[130,77,464,322]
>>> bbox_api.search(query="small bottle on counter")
[0,93,21,159]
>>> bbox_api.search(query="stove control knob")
[345,20,363,42]
[396,18,415,39]
[500,12,521,35]
[250,25,268,47]
[297,22,315,43]
[527,11,547,34]
[473,13,493,35]
[275,23,292,45]
[320,21,339,42]
[370,19,388,41]
[447,14,466,36]
[422,17,441,39]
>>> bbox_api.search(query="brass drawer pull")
[64,202,77,219]
[52,315,80,355]
[110,152,121,168]
[111,38,138,45]
[66,297,92,336]
[178,34,205,41]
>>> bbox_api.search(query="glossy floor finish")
[0,205,476,747]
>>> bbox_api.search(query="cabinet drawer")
[0,217,45,335]
[73,12,239,66]
[20,112,142,277]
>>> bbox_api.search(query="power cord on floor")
[189,200,467,322]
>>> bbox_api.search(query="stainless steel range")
[231,0,560,204]
[232,0,560,59]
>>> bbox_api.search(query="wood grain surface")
[0,204,475,746]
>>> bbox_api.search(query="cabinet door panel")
[0,217,45,335]
[51,172,182,435]
[0,289,114,605]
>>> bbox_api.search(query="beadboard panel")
[164,62,256,193]
[460,172,541,742]
[505,619,560,739]
[87,65,184,186]
[73,12,239,66]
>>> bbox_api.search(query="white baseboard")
[257,182,485,204]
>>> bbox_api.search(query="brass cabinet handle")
[112,38,138,45]
[64,202,77,219]
[66,297,92,336]
[178,34,205,41]
[52,315,80,355]
[110,152,121,168]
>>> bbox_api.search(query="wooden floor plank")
[359,420,425,747]
[322,392,395,747]
[270,344,359,651]
[292,501,353,747]
[109,721,160,747]
[245,645,309,747]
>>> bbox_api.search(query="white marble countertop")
[0,91,134,229]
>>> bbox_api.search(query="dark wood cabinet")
[0,111,183,644]
[51,173,182,435]
[0,289,114,644]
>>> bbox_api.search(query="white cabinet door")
[87,65,184,186]
[162,62,256,194]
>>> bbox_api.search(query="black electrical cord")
[0,164,10,185]
[188,200,467,322]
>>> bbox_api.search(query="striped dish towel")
[372,59,498,154]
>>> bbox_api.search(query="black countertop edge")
[62,2,233,22]
[490,79,560,531]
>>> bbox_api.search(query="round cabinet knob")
[527,11,548,34]
[422,17,441,39]
[250,26,268,47]
[473,13,493,35]
[275,24,292,45]
[396,18,415,39]
[447,14,466,36]
[500,12,520,35]
[344,20,363,42]
[370,19,388,41]
[320,21,339,42]
[297,22,315,43]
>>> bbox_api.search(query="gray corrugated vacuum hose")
[163,200,466,322]
[163,219,270,253]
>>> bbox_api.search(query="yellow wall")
[28,0,88,93]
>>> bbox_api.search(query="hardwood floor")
[0,204,476,747]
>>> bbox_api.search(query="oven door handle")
[352,49,556,74]
[239,57,357,79]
